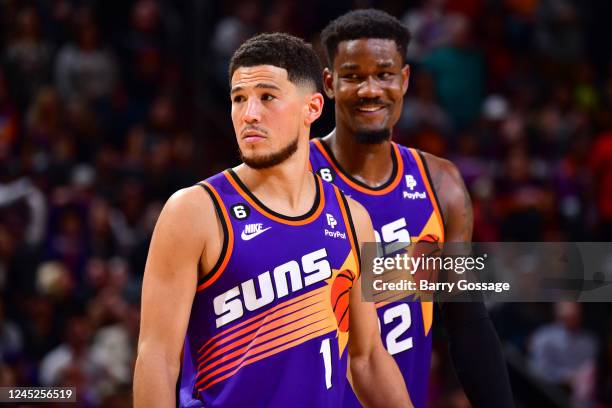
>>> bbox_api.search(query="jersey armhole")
[196,182,233,291]
[415,150,446,238]
[335,188,362,274]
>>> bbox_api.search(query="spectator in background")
[402,0,453,60]
[0,70,20,160]
[46,205,87,279]
[2,6,53,110]
[398,70,451,137]
[529,303,597,400]
[496,144,555,241]
[87,199,120,260]
[552,130,590,240]
[0,301,23,361]
[535,0,583,64]
[421,14,484,130]
[55,9,117,104]
[210,0,259,89]
[25,86,63,152]
[39,314,105,403]
[120,0,182,116]
[21,296,59,361]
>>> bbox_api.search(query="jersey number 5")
[374,218,411,256]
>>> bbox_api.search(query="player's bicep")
[138,187,213,364]
[444,164,473,242]
[348,275,380,357]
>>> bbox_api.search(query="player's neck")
[234,148,315,216]
[323,127,395,188]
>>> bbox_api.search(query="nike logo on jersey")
[241,223,271,240]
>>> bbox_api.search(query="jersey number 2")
[381,303,413,355]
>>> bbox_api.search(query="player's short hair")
[320,9,411,67]
[229,32,321,91]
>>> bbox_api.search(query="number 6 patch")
[318,168,335,182]
[230,203,250,220]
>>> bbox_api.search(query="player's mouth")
[354,103,388,115]
[241,128,267,143]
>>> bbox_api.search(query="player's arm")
[423,153,514,407]
[346,197,413,408]
[133,186,219,407]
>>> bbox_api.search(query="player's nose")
[242,99,262,123]
[357,76,384,99]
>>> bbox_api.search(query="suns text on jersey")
[213,248,332,328]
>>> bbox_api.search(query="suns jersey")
[309,139,445,408]
[178,169,361,407]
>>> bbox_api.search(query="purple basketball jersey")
[310,139,445,408]
[178,169,361,407]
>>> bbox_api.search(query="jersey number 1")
[320,338,332,389]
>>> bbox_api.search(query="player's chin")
[354,123,389,133]
[239,146,264,161]
[353,125,392,144]
[353,115,391,131]
[239,139,267,154]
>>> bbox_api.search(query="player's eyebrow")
[377,60,394,68]
[339,62,359,70]
[230,83,281,94]
[339,60,394,70]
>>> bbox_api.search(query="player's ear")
[304,92,324,125]
[323,68,334,99]
[401,64,410,95]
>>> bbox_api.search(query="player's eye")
[232,95,245,103]
[378,72,393,80]
[261,93,275,101]
[342,74,360,81]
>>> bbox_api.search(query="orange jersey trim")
[334,187,361,278]
[311,139,404,196]
[223,171,325,226]
[421,301,433,336]
[197,182,234,291]
[409,149,445,242]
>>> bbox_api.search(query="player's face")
[231,65,313,169]
[324,39,409,143]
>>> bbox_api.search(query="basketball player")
[310,10,513,408]
[134,33,411,407]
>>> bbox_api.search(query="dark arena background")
[1,1,612,407]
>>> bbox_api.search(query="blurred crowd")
[0,0,611,407]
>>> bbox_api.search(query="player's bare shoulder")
[152,184,223,273]
[420,152,463,192]
[345,195,375,245]
[420,151,472,240]
[160,185,215,235]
